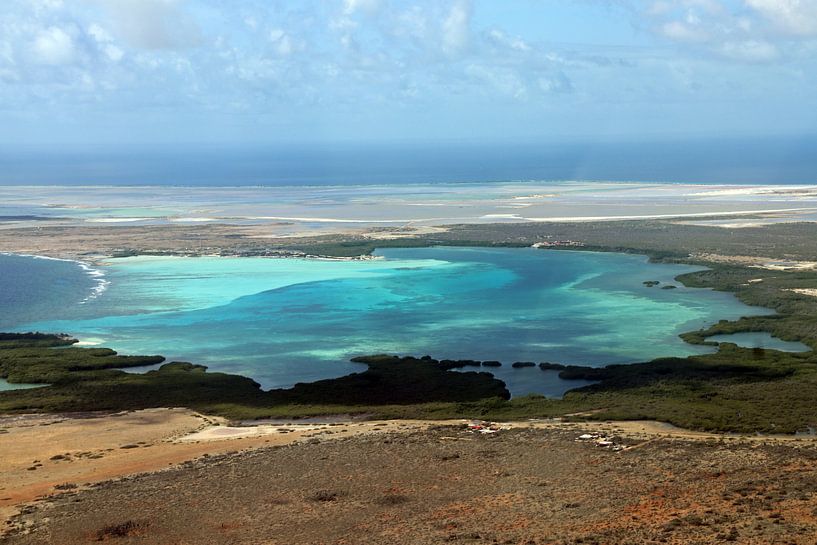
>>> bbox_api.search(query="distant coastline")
[3,182,817,252]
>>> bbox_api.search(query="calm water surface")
[707,332,810,352]
[3,248,775,396]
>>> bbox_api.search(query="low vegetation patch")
[95,520,147,541]
[376,493,410,506]
[0,335,508,419]
[4,222,817,433]
[1,329,816,432]
[308,489,347,502]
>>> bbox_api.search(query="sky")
[1,0,817,150]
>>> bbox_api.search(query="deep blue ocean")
[0,254,100,327]
[1,136,816,186]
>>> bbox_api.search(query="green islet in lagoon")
[4,247,775,397]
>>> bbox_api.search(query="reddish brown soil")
[5,425,817,545]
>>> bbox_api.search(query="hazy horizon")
[1,134,816,186]
[2,1,817,152]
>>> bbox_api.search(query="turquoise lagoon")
[0,378,45,391]
[4,247,775,397]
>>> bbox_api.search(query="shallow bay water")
[707,332,809,352]
[4,248,774,396]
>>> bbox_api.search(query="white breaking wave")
[75,261,110,304]
[0,251,110,305]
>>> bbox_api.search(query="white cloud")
[643,0,817,62]
[269,29,293,56]
[391,6,430,42]
[0,0,815,146]
[486,29,530,52]
[103,43,124,62]
[90,0,202,49]
[538,72,573,94]
[87,23,113,43]
[660,20,709,42]
[465,63,528,99]
[0,40,14,66]
[343,0,380,15]
[31,26,75,65]
[718,39,779,62]
[28,0,64,13]
[745,0,817,36]
[85,23,123,61]
[442,0,471,54]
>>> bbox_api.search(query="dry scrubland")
[4,218,817,261]
[5,424,817,545]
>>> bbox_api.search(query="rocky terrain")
[5,424,817,545]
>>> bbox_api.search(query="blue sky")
[2,0,817,149]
